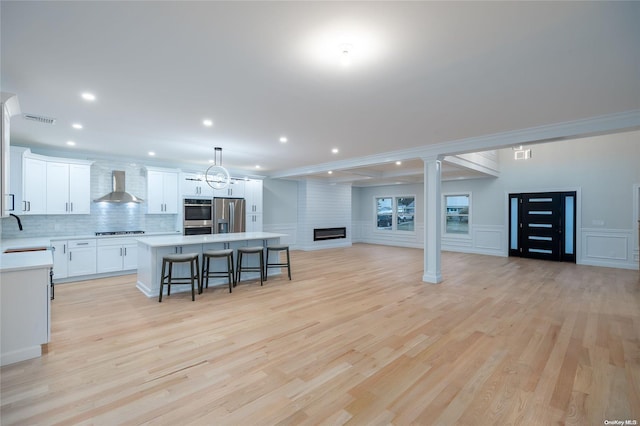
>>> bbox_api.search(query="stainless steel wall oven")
[183,198,213,235]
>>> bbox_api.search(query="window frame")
[373,194,417,233]
[443,192,472,238]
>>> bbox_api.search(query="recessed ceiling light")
[66,141,76,146]
[328,170,333,174]
[203,119,213,127]
[340,44,352,67]
[395,161,402,165]
[279,136,288,143]
[148,151,155,156]
[255,165,261,169]
[72,123,83,129]
[331,148,339,154]
[81,92,96,101]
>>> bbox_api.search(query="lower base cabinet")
[51,239,97,279]
[97,238,138,273]
[1,266,50,366]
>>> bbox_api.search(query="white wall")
[262,178,298,246]
[296,180,352,251]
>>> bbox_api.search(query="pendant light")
[205,147,231,190]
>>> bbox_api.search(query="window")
[444,194,470,235]
[376,197,393,230]
[375,196,415,232]
[396,197,415,231]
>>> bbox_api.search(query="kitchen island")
[136,232,286,298]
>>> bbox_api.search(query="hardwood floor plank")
[1,244,639,425]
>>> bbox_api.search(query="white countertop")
[136,232,286,248]
[0,250,53,273]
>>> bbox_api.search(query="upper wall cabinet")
[245,179,263,214]
[181,172,213,198]
[146,167,179,214]
[1,94,20,217]
[213,179,245,198]
[14,148,92,215]
[46,162,91,214]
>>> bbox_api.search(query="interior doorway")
[509,191,576,262]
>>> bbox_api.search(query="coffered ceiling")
[1,2,639,184]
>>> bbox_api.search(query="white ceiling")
[2,1,639,184]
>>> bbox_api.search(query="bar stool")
[236,246,265,286]
[265,244,292,281]
[201,249,235,293]
[159,253,200,302]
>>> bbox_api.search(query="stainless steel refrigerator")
[213,198,246,233]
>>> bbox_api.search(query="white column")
[423,156,442,283]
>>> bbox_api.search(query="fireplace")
[314,227,347,241]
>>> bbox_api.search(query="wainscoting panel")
[442,225,505,256]
[580,228,638,270]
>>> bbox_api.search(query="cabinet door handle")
[28,201,31,211]
[70,202,73,212]
[77,242,89,245]
[7,194,15,211]
[66,202,69,212]
[120,248,123,256]
[23,200,27,212]
[63,244,66,254]
[124,248,127,256]
[69,252,72,261]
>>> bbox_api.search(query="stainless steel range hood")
[93,171,143,203]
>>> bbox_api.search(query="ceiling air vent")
[23,113,56,125]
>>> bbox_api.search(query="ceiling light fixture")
[255,165,261,169]
[66,141,76,146]
[332,148,339,154]
[72,123,83,129]
[395,161,402,165]
[148,151,155,156]
[279,136,288,143]
[203,119,213,127]
[81,92,96,101]
[328,170,333,174]
[205,147,230,190]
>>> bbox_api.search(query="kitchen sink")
[3,247,49,254]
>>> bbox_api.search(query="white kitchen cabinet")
[67,239,97,277]
[46,161,91,214]
[214,179,245,198]
[97,238,138,273]
[22,156,47,214]
[147,168,179,214]
[1,95,19,218]
[51,241,69,279]
[1,262,50,366]
[245,212,263,232]
[245,179,263,214]
[181,172,212,198]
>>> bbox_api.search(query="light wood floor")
[1,244,639,425]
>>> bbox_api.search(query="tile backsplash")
[1,159,179,239]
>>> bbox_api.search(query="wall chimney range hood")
[94,171,143,204]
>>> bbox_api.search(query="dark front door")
[509,191,576,262]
